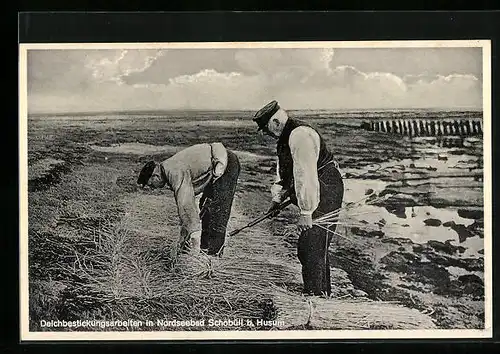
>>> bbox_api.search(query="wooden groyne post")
[360,118,483,137]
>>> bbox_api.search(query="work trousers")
[199,150,240,256]
[297,163,344,296]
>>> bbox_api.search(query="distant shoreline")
[27,107,483,118]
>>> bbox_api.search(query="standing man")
[252,100,344,296]
[137,142,240,257]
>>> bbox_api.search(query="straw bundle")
[38,220,438,331]
[270,287,436,330]
[34,186,437,331]
[168,252,298,293]
[159,248,436,331]
[312,191,389,238]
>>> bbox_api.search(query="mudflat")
[26,109,485,331]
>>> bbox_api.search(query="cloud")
[234,48,334,81]
[84,49,166,85]
[327,65,407,94]
[161,69,264,109]
[27,49,166,95]
[28,50,96,93]
[404,74,481,108]
[403,73,441,85]
[121,49,249,85]
[27,48,482,113]
[168,69,243,85]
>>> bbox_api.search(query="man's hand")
[297,214,313,233]
[266,201,282,217]
[187,231,201,254]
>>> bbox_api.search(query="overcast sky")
[26,47,483,113]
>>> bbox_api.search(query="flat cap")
[137,160,156,187]
[252,100,280,131]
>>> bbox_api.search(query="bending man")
[137,143,240,257]
[252,100,344,296]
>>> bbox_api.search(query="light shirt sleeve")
[289,126,321,215]
[167,169,202,235]
[210,142,228,182]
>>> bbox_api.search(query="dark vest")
[276,118,335,195]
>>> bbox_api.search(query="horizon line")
[27,107,484,116]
